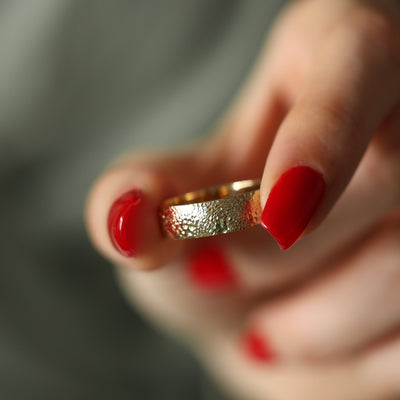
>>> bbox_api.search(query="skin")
[86,0,400,399]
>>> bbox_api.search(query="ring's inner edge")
[162,180,260,206]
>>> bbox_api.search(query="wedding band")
[160,180,261,240]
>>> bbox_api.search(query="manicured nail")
[261,166,325,250]
[108,190,145,257]
[242,329,275,363]
[187,247,237,290]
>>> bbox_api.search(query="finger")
[201,327,400,400]
[260,9,400,249]
[242,213,400,362]
[120,223,400,400]
[359,329,400,400]
[85,156,178,270]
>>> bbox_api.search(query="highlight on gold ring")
[159,180,261,240]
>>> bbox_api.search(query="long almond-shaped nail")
[242,329,275,363]
[261,166,325,249]
[108,190,145,257]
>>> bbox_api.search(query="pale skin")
[85,0,400,399]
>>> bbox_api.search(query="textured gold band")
[160,180,261,240]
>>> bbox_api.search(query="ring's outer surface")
[159,180,261,240]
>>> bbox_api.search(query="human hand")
[86,0,400,399]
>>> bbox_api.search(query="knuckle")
[379,161,400,206]
[343,8,400,68]
[369,136,400,206]
[315,98,359,134]
[386,217,400,252]
[350,8,394,37]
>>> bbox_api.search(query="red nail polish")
[261,166,325,250]
[242,329,275,363]
[108,190,145,257]
[187,247,237,290]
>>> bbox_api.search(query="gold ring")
[159,180,261,240]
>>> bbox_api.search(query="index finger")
[260,9,400,249]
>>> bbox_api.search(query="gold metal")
[160,180,261,240]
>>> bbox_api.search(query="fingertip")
[85,166,182,270]
[260,165,326,249]
[241,328,277,364]
[186,245,238,291]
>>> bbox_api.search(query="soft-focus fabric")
[0,1,286,399]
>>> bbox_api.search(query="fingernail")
[108,190,145,257]
[187,247,237,290]
[261,166,325,249]
[242,329,275,363]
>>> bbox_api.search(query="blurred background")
[0,1,285,398]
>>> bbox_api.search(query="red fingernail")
[261,166,325,249]
[108,190,145,257]
[187,247,237,290]
[242,329,275,363]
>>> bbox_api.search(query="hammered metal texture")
[160,182,261,240]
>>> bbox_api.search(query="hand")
[86,0,400,399]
